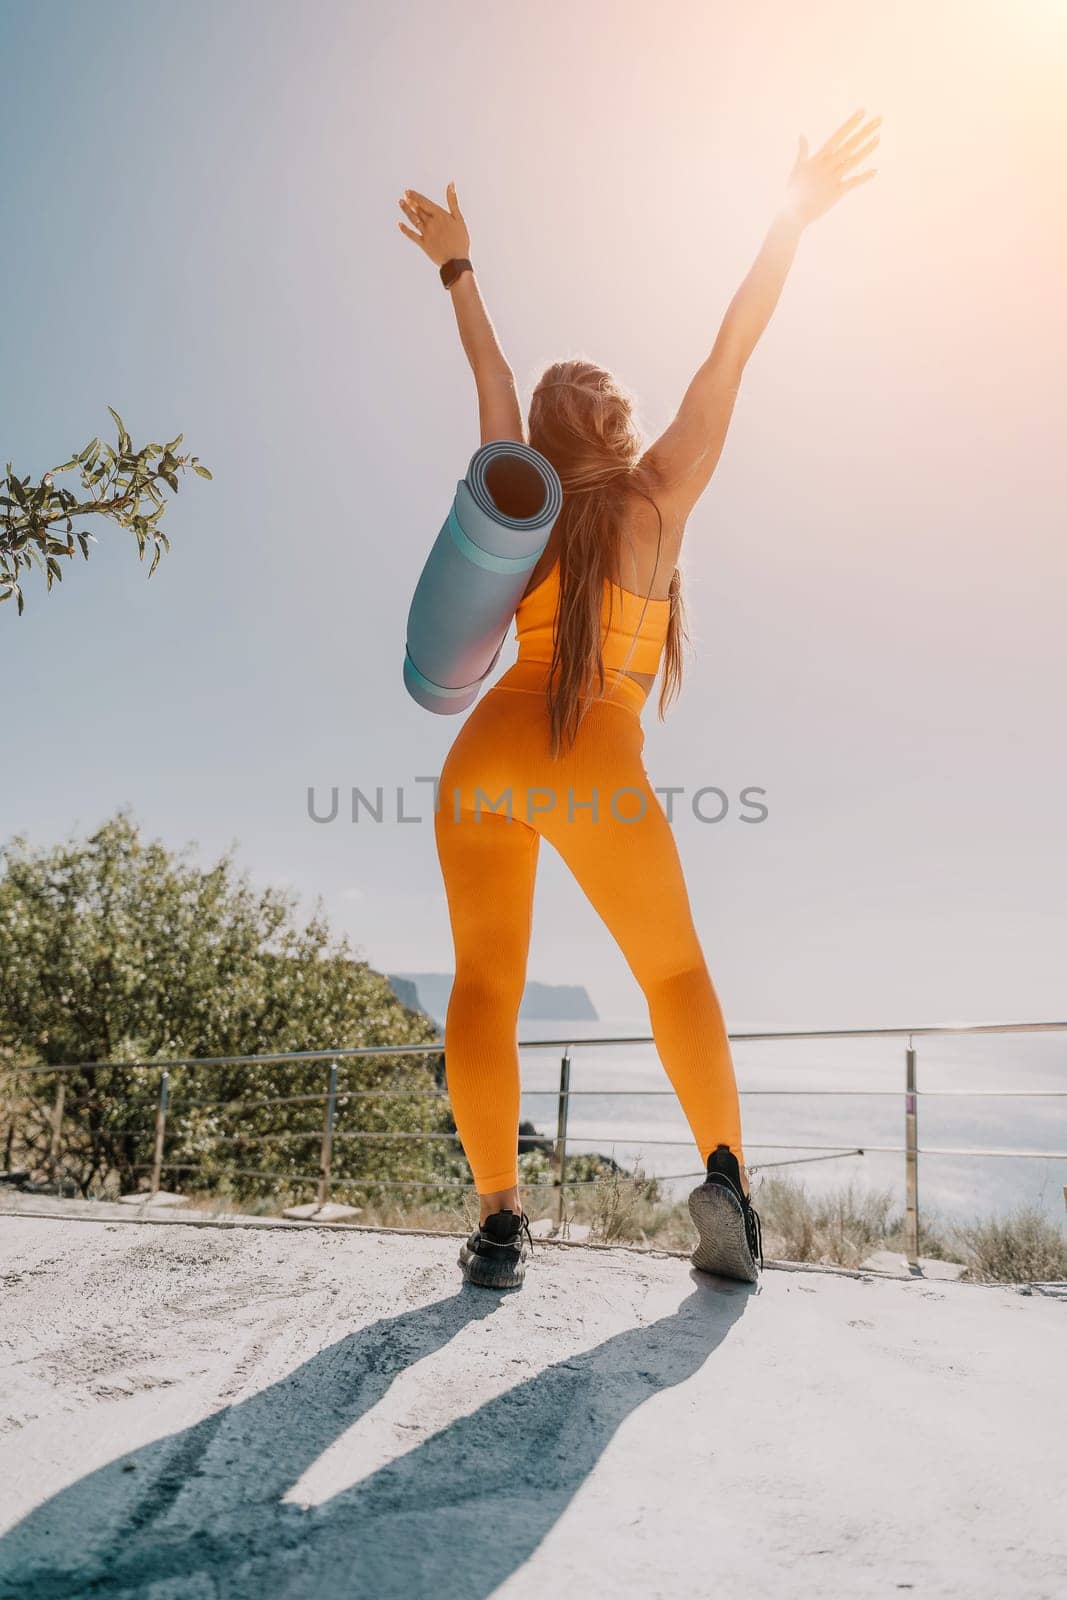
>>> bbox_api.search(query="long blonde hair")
[527,358,687,757]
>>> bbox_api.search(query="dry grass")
[172,1171,1066,1286]
[953,1207,1067,1284]
[752,1176,903,1269]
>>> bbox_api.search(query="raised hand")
[783,110,881,227]
[397,181,471,268]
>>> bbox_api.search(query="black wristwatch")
[440,257,473,290]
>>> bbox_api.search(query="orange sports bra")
[514,560,671,678]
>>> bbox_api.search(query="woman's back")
[514,484,683,694]
[514,560,673,685]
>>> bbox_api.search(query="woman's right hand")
[783,109,881,227]
[398,181,471,269]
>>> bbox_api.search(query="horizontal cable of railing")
[7,1018,1067,1077]
[138,1086,1067,1103]
[130,1161,709,1190]
[9,1077,1067,1102]
[95,1124,1067,1160]
[128,1156,875,1189]
[133,1134,1065,1195]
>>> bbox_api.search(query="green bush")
[0,812,451,1201]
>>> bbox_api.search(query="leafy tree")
[1,408,211,613]
[0,813,456,1203]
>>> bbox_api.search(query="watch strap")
[440,257,473,290]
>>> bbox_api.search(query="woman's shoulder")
[631,453,691,535]
[619,473,688,562]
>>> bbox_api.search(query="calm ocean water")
[509,1017,1067,1228]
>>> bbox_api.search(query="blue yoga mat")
[404,440,563,715]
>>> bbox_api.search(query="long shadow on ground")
[0,1270,751,1599]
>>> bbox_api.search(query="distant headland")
[386,972,599,1028]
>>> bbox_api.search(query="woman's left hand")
[782,111,881,228]
[398,182,470,268]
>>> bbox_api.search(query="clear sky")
[2,0,1065,1029]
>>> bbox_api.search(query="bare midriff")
[619,664,660,695]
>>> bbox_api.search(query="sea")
[503,1017,1067,1229]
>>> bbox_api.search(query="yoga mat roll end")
[403,651,481,717]
[404,441,563,717]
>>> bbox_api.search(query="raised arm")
[644,110,881,515]
[398,181,524,446]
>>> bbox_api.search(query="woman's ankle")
[479,1185,522,1224]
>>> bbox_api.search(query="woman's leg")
[434,802,540,1217]
[537,708,746,1185]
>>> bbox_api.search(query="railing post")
[150,1071,170,1197]
[318,1060,338,1208]
[554,1047,572,1231]
[49,1076,66,1183]
[3,1068,17,1173]
[904,1041,919,1267]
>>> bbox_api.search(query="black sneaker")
[688,1145,763,1284]
[459,1209,533,1289]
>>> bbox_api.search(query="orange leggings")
[434,658,744,1194]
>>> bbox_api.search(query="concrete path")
[0,1211,1062,1599]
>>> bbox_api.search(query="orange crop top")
[514,560,671,678]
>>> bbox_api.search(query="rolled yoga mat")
[404,440,563,715]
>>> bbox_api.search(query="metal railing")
[3,1020,1065,1268]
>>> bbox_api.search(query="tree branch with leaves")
[1,406,211,613]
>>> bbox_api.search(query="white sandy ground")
[0,1207,1063,1600]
